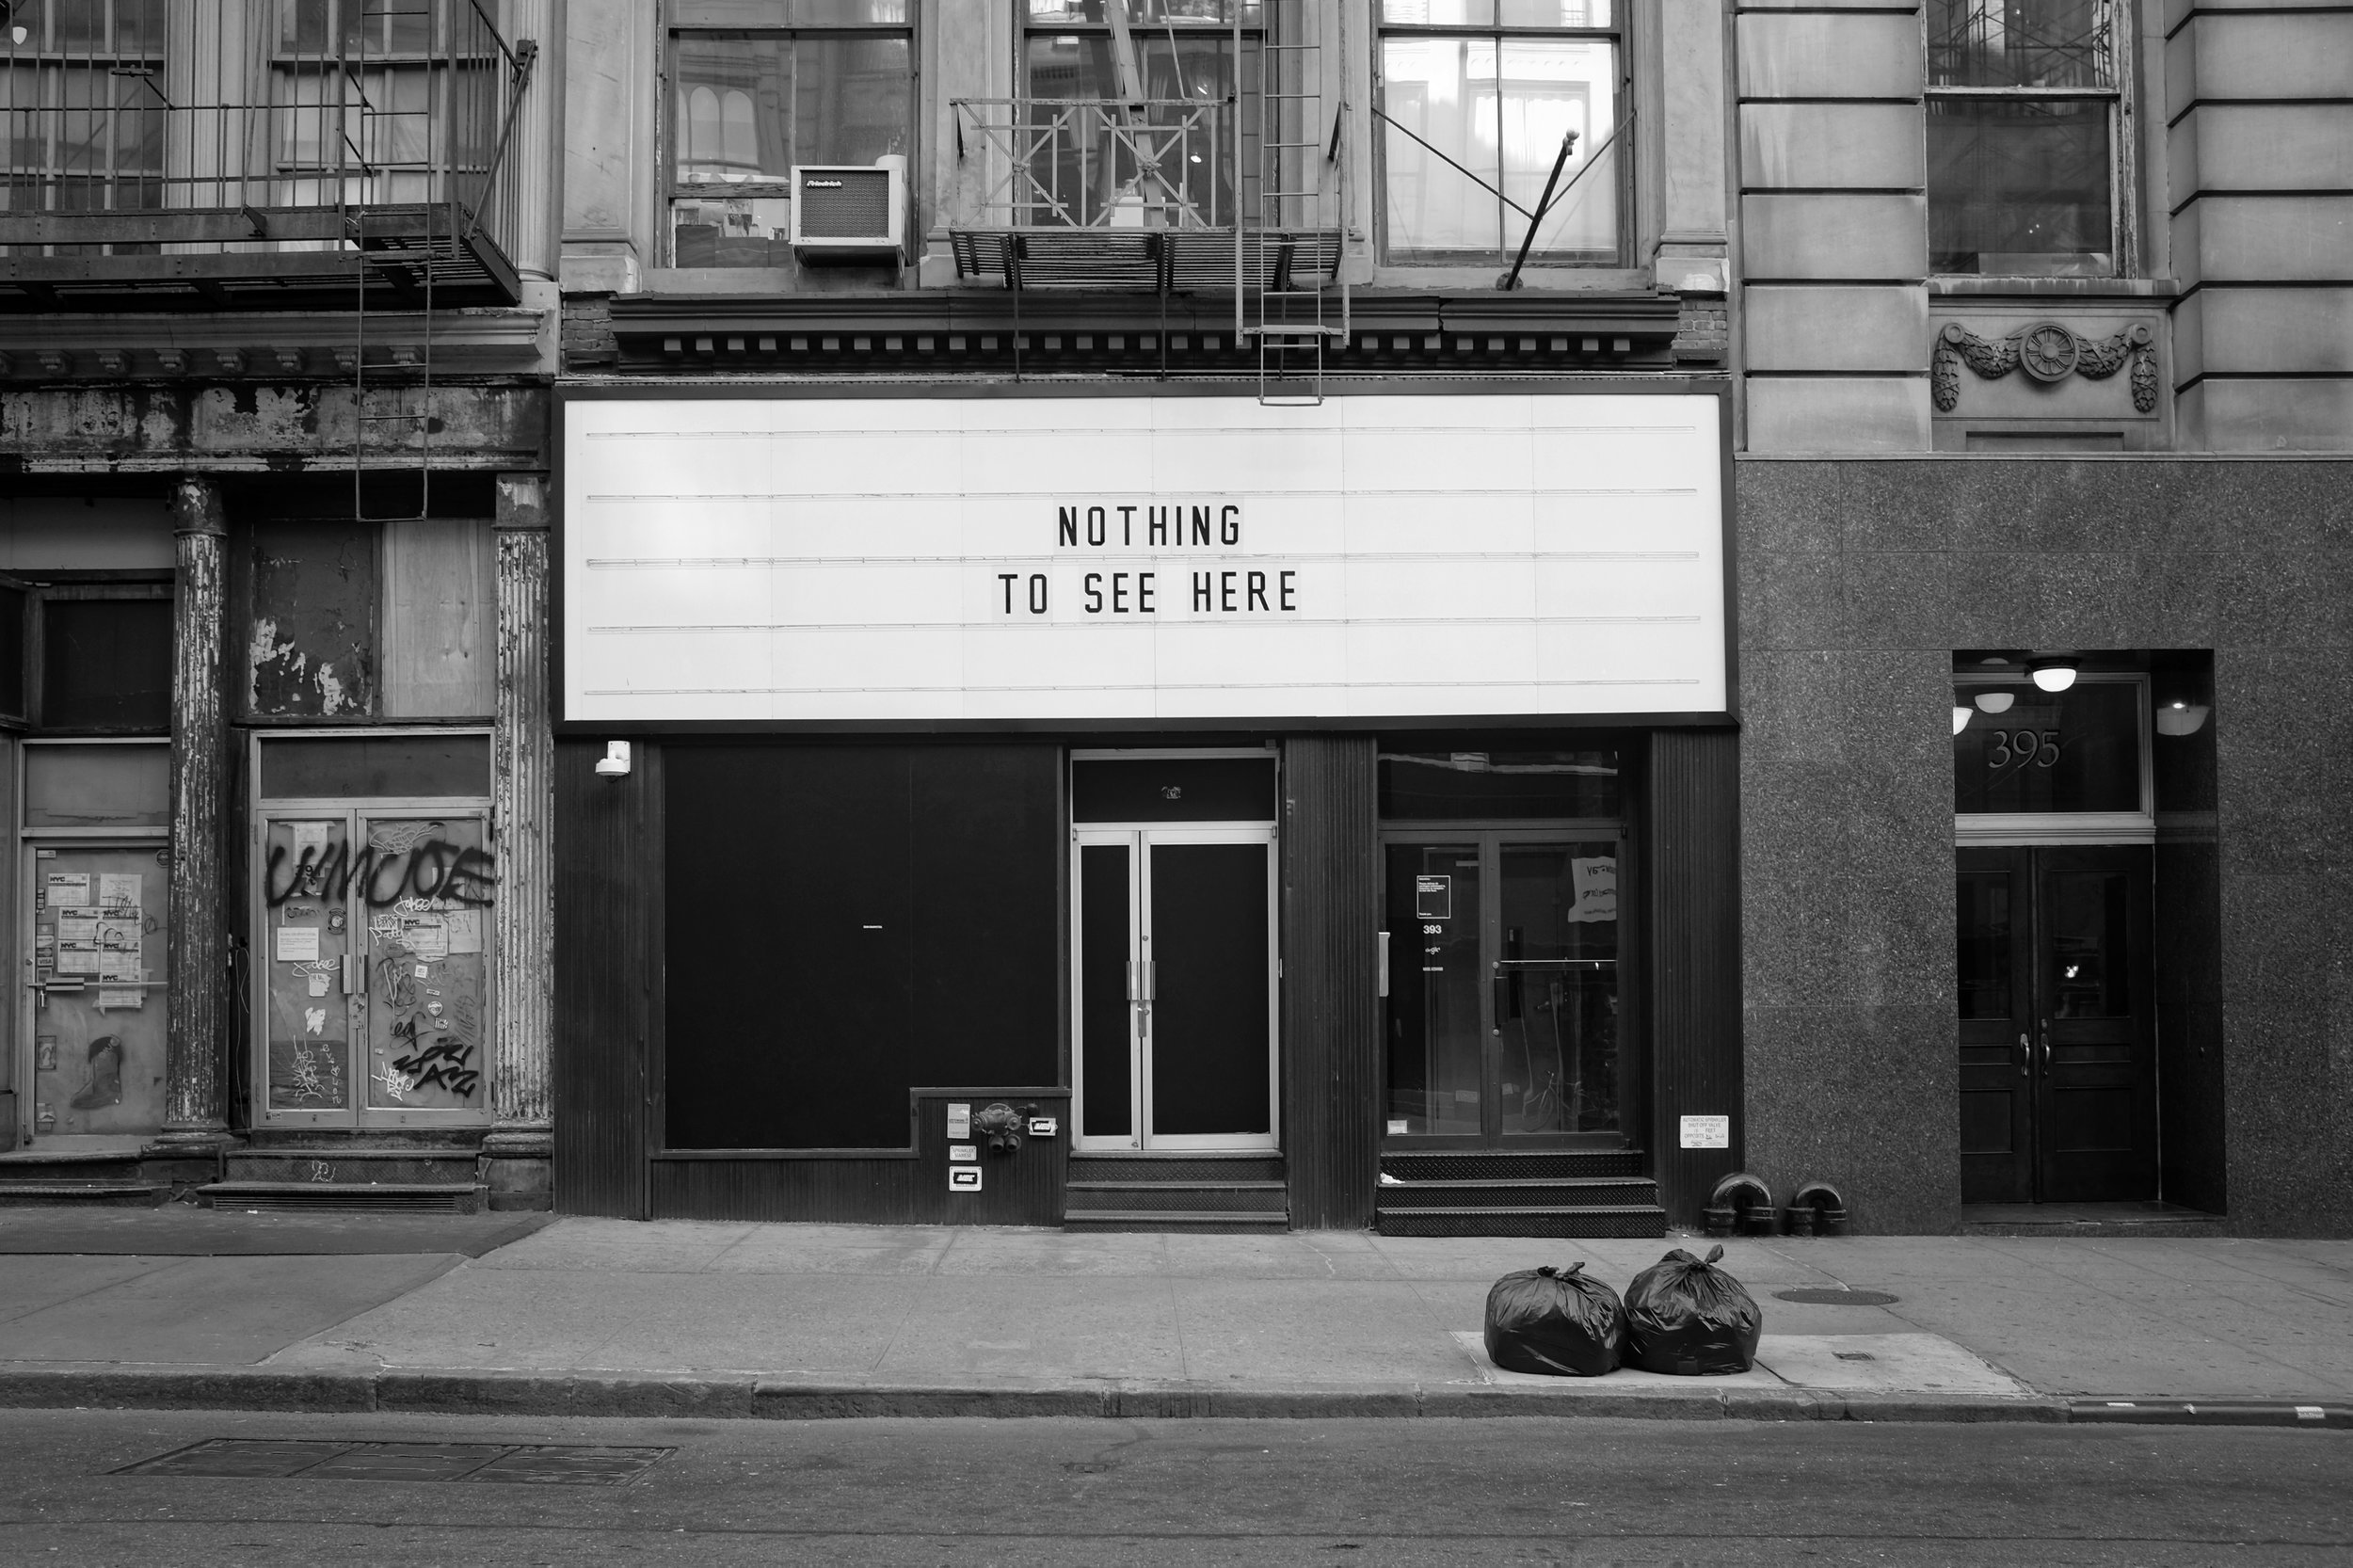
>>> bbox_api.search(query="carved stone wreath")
[1931,321,2158,413]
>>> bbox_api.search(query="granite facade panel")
[1738,457,2353,1235]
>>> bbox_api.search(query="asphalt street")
[0,1409,2345,1566]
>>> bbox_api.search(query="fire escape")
[949,0,1348,404]
[0,0,536,513]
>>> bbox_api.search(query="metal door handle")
[2017,1032,2030,1077]
[1377,932,1389,998]
[2039,1024,2051,1071]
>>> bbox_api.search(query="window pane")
[795,36,911,166]
[674,40,793,183]
[1955,871,2012,1019]
[1381,35,1617,262]
[1502,0,1611,24]
[1953,680,2141,814]
[676,2,908,21]
[1030,1,1260,23]
[1928,96,2111,275]
[43,599,170,730]
[1498,39,1616,262]
[1929,0,2113,88]
[1378,750,1622,819]
[1384,2,1497,22]
[1024,33,1256,227]
[1382,36,1501,252]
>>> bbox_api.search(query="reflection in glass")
[2048,871,2128,1018]
[1023,31,1258,228]
[1955,871,2012,1019]
[1385,844,1483,1135]
[1379,35,1619,263]
[1379,749,1619,819]
[1927,95,2112,276]
[1497,844,1619,1134]
[1928,0,2113,88]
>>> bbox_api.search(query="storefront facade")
[552,385,1744,1231]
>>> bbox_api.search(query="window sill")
[1369,264,1650,292]
[1929,277,2180,301]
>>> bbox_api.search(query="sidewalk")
[2,1213,2349,1426]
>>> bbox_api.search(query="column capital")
[170,476,226,537]
[494,472,551,533]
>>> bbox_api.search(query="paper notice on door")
[292,821,331,866]
[43,872,89,909]
[99,872,142,913]
[97,987,146,1011]
[442,908,484,954]
[401,915,451,962]
[1566,856,1618,923]
[99,949,142,983]
[275,926,321,963]
[308,971,330,998]
[56,911,100,975]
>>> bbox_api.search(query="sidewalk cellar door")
[17,742,173,1151]
[252,734,494,1129]
[1073,754,1278,1153]
[1377,750,1628,1148]
[1954,672,2158,1204]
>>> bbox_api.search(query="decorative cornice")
[1932,321,2158,413]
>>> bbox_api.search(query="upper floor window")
[1,1,169,228]
[665,1,911,268]
[1021,1,1260,230]
[1376,2,1625,267]
[1927,0,2124,277]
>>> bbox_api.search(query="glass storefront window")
[1953,679,2143,815]
[1378,749,1620,819]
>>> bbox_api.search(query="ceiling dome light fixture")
[2028,654,2080,693]
[1974,691,2015,714]
[2156,700,2211,737]
[1952,705,1974,736]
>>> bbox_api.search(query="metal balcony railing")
[0,0,534,311]
[947,93,1335,294]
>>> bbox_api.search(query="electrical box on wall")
[791,160,904,264]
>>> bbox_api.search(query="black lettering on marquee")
[1029,573,1049,614]
[1088,505,1107,546]
[1084,572,1103,614]
[1058,507,1079,547]
[1220,504,1241,545]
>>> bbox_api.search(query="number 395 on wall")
[1987,729,2061,769]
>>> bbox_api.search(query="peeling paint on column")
[487,473,554,1165]
[158,477,232,1149]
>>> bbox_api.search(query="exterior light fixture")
[2156,701,2210,737]
[2028,655,2079,693]
[1952,705,1973,736]
[594,741,632,777]
[1973,691,2015,714]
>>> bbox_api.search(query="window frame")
[0,574,175,737]
[659,1,918,269]
[1370,2,1634,270]
[1924,0,2136,280]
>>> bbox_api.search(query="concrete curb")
[0,1368,2344,1427]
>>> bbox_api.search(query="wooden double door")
[1957,845,2156,1204]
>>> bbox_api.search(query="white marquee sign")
[561,393,1727,723]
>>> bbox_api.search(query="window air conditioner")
[790,159,904,264]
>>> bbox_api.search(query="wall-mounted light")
[2028,654,2080,693]
[1952,705,1973,736]
[1973,691,2015,714]
[2155,700,2210,737]
[594,741,632,778]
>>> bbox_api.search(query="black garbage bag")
[1482,1262,1626,1377]
[1624,1244,1763,1375]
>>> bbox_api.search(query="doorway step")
[198,1134,485,1214]
[1961,1201,2225,1239]
[1375,1150,1666,1238]
[0,1150,166,1207]
[1064,1153,1289,1232]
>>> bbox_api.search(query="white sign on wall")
[561,394,1727,724]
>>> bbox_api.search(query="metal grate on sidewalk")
[114,1439,672,1486]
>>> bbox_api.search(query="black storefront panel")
[663,744,1060,1151]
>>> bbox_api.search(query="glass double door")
[1074,827,1277,1152]
[255,806,494,1128]
[1957,845,2156,1204]
[1383,833,1625,1145]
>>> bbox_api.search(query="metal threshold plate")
[115,1439,672,1486]
[1773,1288,1900,1306]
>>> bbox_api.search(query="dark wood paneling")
[1647,729,1742,1226]
[1281,735,1380,1229]
[914,1092,1069,1224]
[552,736,653,1217]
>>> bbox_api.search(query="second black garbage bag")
[1623,1245,1764,1375]
[1482,1261,1626,1377]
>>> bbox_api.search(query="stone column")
[152,478,236,1157]
[502,0,561,282]
[482,474,554,1209]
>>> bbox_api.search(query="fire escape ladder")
[1246,0,1346,408]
